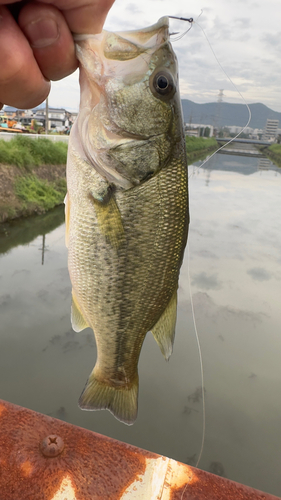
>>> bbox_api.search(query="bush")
[0,136,67,168]
[15,175,66,211]
[185,136,218,153]
[268,144,281,155]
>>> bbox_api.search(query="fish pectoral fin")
[71,290,89,332]
[79,371,138,425]
[91,193,124,249]
[150,289,178,361]
[64,192,70,248]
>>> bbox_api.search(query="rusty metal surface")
[0,399,279,500]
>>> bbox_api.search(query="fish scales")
[66,16,189,424]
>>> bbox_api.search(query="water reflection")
[0,154,281,496]
[47,406,68,421]
[42,330,96,353]
[208,461,226,477]
[191,271,221,290]
[194,153,281,183]
[0,206,64,255]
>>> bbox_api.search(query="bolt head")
[40,434,64,458]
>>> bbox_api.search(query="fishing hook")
[168,16,194,40]
[168,16,194,23]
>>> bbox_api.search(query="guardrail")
[0,399,279,500]
[0,132,69,143]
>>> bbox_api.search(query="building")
[262,119,279,141]
[33,107,67,129]
[2,105,77,132]
[185,123,214,137]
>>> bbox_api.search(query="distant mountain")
[181,100,281,130]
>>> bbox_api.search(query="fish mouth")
[74,17,170,47]
[113,16,170,45]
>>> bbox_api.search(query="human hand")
[0,0,115,109]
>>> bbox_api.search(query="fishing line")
[169,11,252,177]
[188,16,252,176]
[169,16,194,40]
[179,242,206,500]
[186,242,205,469]
[169,12,251,477]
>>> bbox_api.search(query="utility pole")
[45,97,49,135]
[215,89,224,137]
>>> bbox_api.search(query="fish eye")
[151,70,176,99]
[156,75,169,90]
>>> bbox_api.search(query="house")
[2,105,78,132]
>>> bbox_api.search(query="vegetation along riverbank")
[185,136,218,163]
[259,143,281,167]
[0,136,67,223]
[0,135,218,223]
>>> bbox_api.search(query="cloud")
[191,272,222,290]
[247,267,272,281]
[263,31,281,51]
[47,0,281,113]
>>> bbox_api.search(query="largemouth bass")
[65,16,189,424]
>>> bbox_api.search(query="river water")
[0,153,280,496]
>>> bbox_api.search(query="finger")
[63,0,116,34]
[0,6,50,108]
[19,3,77,82]
[35,0,116,34]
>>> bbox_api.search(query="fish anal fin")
[91,194,124,250]
[71,290,89,332]
[151,289,178,360]
[79,371,138,425]
[64,192,70,248]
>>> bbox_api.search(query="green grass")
[185,136,218,153]
[15,175,66,211]
[268,144,281,155]
[260,143,281,167]
[0,135,67,168]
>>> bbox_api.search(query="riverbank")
[260,143,281,167]
[0,135,218,223]
[185,136,218,162]
[0,136,67,223]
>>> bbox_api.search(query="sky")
[48,0,281,113]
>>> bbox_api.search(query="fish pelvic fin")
[71,290,89,332]
[151,288,178,361]
[92,194,125,250]
[78,371,139,425]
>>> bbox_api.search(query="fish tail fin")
[78,372,139,425]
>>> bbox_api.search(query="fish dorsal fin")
[150,289,178,360]
[71,290,89,332]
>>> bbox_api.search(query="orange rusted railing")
[0,399,279,499]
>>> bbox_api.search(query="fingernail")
[24,17,59,48]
